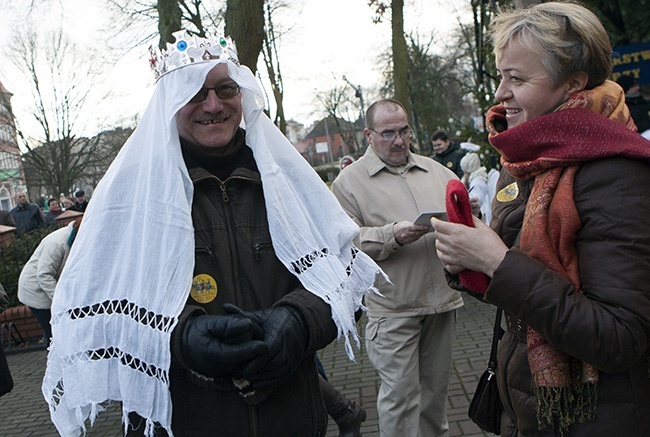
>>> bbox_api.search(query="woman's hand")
[431,216,508,277]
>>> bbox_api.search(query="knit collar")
[181,128,257,180]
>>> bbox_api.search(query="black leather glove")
[181,314,268,378]
[223,303,309,390]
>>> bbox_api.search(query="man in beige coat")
[18,218,81,345]
[331,99,464,437]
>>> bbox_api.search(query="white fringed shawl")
[42,59,385,436]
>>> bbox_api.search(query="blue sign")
[611,41,650,86]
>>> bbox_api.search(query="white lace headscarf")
[42,57,385,436]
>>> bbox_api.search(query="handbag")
[468,307,503,434]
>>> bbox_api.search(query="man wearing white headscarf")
[42,30,384,437]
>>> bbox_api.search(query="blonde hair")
[490,1,612,89]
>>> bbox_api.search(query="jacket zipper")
[195,246,216,264]
[251,405,258,436]
[253,242,274,261]
[193,173,259,309]
[219,182,229,202]
[193,171,264,434]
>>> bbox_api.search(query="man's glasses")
[369,127,412,142]
[189,83,240,103]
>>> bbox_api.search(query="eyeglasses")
[189,83,240,103]
[369,127,412,142]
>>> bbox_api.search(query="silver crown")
[149,30,239,81]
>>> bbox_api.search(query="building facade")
[0,80,26,211]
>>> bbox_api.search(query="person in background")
[44,198,63,227]
[339,155,356,170]
[17,216,82,346]
[433,3,650,436]
[319,372,366,436]
[71,190,88,212]
[616,74,650,135]
[42,29,384,437]
[332,99,463,437]
[430,130,465,178]
[486,155,501,215]
[10,190,46,234]
[61,197,75,211]
[460,153,492,225]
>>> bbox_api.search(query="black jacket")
[432,143,466,178]
[10,203,46,233]
[166,131,337,436]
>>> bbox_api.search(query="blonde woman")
[433,2,650,436]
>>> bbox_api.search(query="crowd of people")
[0,190,90,235]
[2,2,650,437]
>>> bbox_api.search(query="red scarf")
[487,80,650,433]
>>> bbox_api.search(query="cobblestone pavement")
[0,296,498,436]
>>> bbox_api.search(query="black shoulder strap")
[487,308,503,370]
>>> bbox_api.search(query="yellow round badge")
[190,274,218,303]
[496,182,519,203]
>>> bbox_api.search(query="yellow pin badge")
[190,274,218,303]
[496,182,519,203]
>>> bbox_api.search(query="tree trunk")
[157,0,182,49]
[391,0,411,118]
[225,0,265,74]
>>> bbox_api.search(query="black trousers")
[0,343,13,397]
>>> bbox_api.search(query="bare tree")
[368,0,411,117]
[261,0,287,133]
[105,0,224,49]
[157,0,183,46]
[6,29,111,197]
[315,85,362,155]
[105,0,271,89]
[225,0,265,73]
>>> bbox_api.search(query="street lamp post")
[342,75,366,129]
[343,75,367,150]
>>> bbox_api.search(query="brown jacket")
[486,157,650,436]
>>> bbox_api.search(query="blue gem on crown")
[149,29,239,81]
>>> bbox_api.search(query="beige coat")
[331,147,463,317]
[17,223,73,309]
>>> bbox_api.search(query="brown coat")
[486,157,650,436]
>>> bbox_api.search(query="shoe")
[337,401,366,437]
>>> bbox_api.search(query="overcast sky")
[0,0,471,140]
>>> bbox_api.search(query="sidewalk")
[0,296,498,436]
